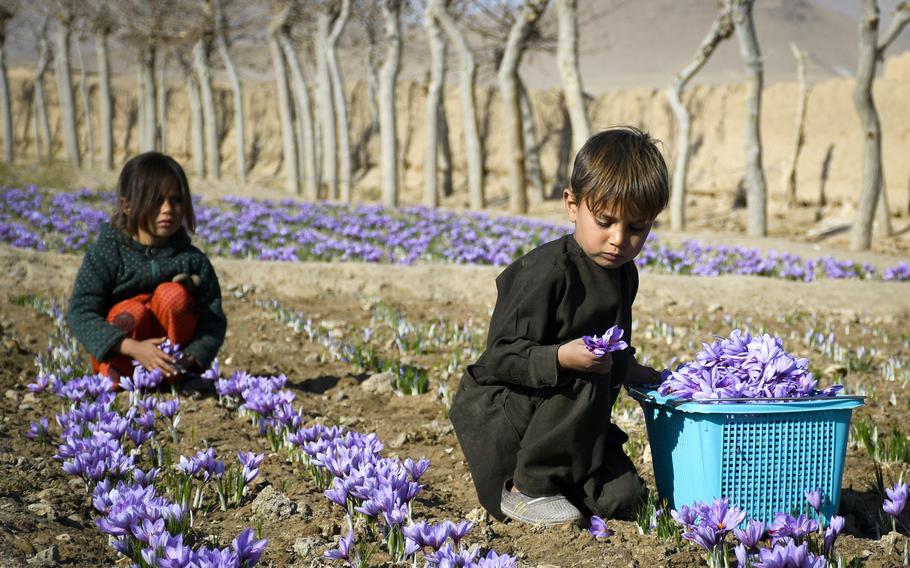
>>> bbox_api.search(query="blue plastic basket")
[630,387,864,524]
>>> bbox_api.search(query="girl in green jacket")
[67,152,226,387]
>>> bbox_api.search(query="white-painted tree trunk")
[193,39,220,179]
[556,0,589,158]
[666,7,733,231]
[138,50,158,152]
[95,32,113,170]
[54,22,81,167]
[731,0,767,237]
[277,32,319,200]
[316,10,336,199]
[433,0,484,209]
[0,45,11,163]
[783,43,809,207]
[76,38,94,165]
[498,0,548,215]
[328,0,352,201]
[268,16,300,194]
[423,0,446,208]
[33,29,51,160]
[850,0,884,251]
[519,80,545,204]
[214,0,247,183]
[156,54,167,154]
[379,0,402,207]
[183,63,205,176]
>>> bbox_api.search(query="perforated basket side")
[720,412,841,523]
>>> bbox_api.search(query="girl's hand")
[557,338,613,375]
[118,337,178,377]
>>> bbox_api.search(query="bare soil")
[2,244,910,566]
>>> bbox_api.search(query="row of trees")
[0,0,907,250]
[666,0,909,251]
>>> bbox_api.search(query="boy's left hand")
[623,358,662,386]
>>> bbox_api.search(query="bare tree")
[423,0,446,207]
[213,0,248,183]
[497,0,548,215]
[117,1,181,154]
[269,2,300,193]
[88,2,115,170]
[666,4,733,231]
[157,52,169,153]
[730,0,766,237]
[178,54,206,176]
[0,2,15,163]
[32,16,52,160]
[275,7,319,199]
[379,0,402,207]
[782,43,809,207]
[519,81,544,203]
[850,0,910,250]
[315,2,337,198]
[192,2,220,179]
[556,0,588,159]
[75,33,94,165]
[327,0,352,201]
[432,0,484,209]
[52,1,81,167]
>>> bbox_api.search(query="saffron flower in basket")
[582,325,628,357]
[658,329,843,401]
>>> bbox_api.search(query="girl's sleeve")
[474,260,566,389]
[183,255,227,369]
[66,245,124,361]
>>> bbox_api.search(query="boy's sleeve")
[473,260,565,389]
[183,256,227,370]
[67,245,125,361]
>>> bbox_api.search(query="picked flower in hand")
[582,325,628,358]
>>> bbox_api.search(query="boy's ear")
[563,188,578,223]
[120,197,131,213]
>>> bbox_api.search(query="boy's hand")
[118,337,178,377]
[558,338,613,375]
[623,358,662,386]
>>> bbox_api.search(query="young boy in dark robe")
[449,126,668,525]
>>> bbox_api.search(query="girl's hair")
[570,126,669,222]
[111,152,196,236]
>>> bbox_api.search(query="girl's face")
[564,188,652,269]
[133,179,185,246]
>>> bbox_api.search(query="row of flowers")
[2,187,908,281]
[22,295,516,567]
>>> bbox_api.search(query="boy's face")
[564,189,652,269]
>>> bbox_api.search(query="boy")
[449,126,668,525]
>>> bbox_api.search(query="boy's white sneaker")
[500,483,583,526]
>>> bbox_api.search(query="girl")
[67,152,226,386]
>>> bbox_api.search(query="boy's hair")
[112,152,196,236]
[570,126,669,221]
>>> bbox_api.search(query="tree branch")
[877,1,909,56]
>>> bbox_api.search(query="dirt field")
[1,241,910,567]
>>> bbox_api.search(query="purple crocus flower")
[734,519,765,548]
[323,531,354,562]
[477,550,517,568]
[805,489,822,514]
[582,325,628,357]
[25,417,50,441]
[445,519,473,546]
[823,515,844,557]
[671,504,699,527]
[588,515,614,539]
[884,483,908,518]
[767,513,819,543]
[683,522,722,552]
[233,528,267,566]
[403,457,431,482]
